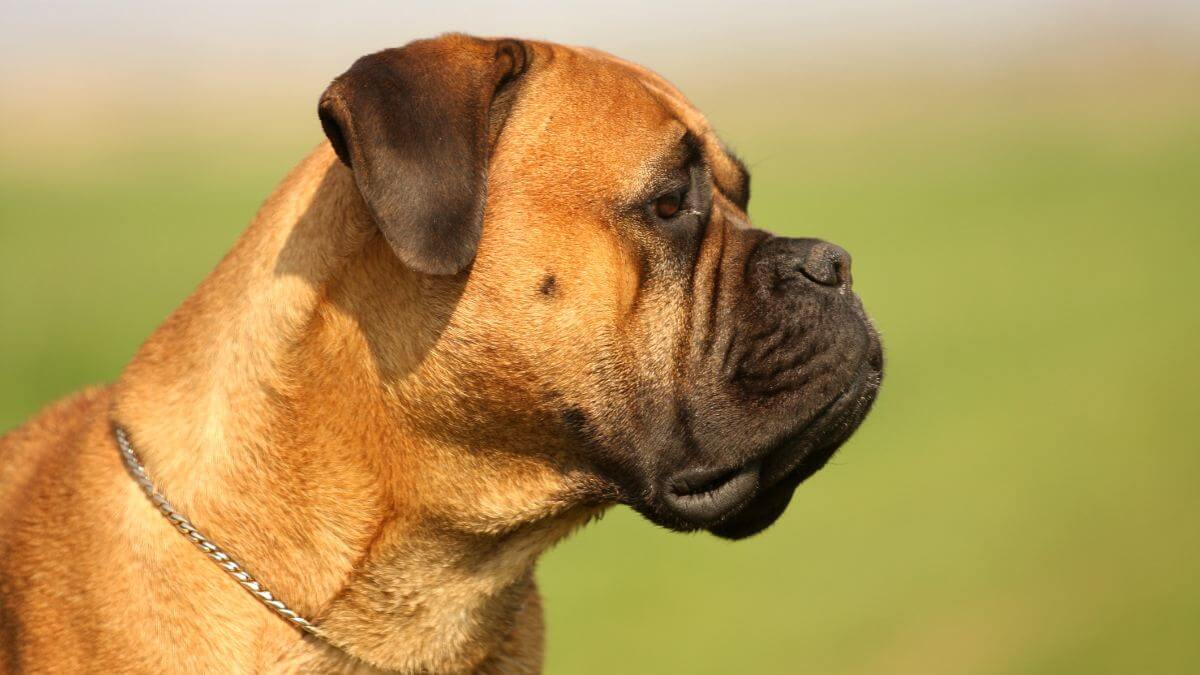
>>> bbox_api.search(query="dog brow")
[727,150,751,191]
[716,139,751,208]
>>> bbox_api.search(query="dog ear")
[318,35,529,275]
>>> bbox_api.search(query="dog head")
[318,34,883,539]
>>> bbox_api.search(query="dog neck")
[112,145,603,672]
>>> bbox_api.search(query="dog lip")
[759,364,879,489]
[755,389,846,487]
[662,460,761,526]
[704,401,862,540]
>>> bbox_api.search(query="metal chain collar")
[114,425,323,638]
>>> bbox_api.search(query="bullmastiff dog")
[0,34,882,673]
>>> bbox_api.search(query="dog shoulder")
[0,386,111,508]
[0,386,112,670]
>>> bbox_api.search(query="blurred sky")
[3,0,1199,92]
[3,0,1198,159]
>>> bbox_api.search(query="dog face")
[320,35,882,539]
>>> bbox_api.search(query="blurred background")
[2,1,1198,673]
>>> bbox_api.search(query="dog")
[0,34,882,673]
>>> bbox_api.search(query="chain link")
[114,425,323,638]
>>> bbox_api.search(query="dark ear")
[318,35,529,275]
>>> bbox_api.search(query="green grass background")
[2,73,1198,673]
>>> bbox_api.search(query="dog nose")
[760,237,852,290]
[800,241,851,288]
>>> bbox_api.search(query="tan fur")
[0,40,745,673]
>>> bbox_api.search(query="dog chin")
[635,462,801,541]
[707,481,799,540]
[700,435,838,540]
[644,364,882,540]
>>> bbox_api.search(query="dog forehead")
[498,41,745,206]
[489,42,710,197]
[576,46,708,125]
[542,42,708,132]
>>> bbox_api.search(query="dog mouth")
[662,460,763,526]
[658,365,881,539]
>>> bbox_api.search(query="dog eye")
[653,189,685,219]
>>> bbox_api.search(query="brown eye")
[654,190,684,219]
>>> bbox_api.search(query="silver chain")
[114,425,323,638]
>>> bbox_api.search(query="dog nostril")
[801,243,851,288]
